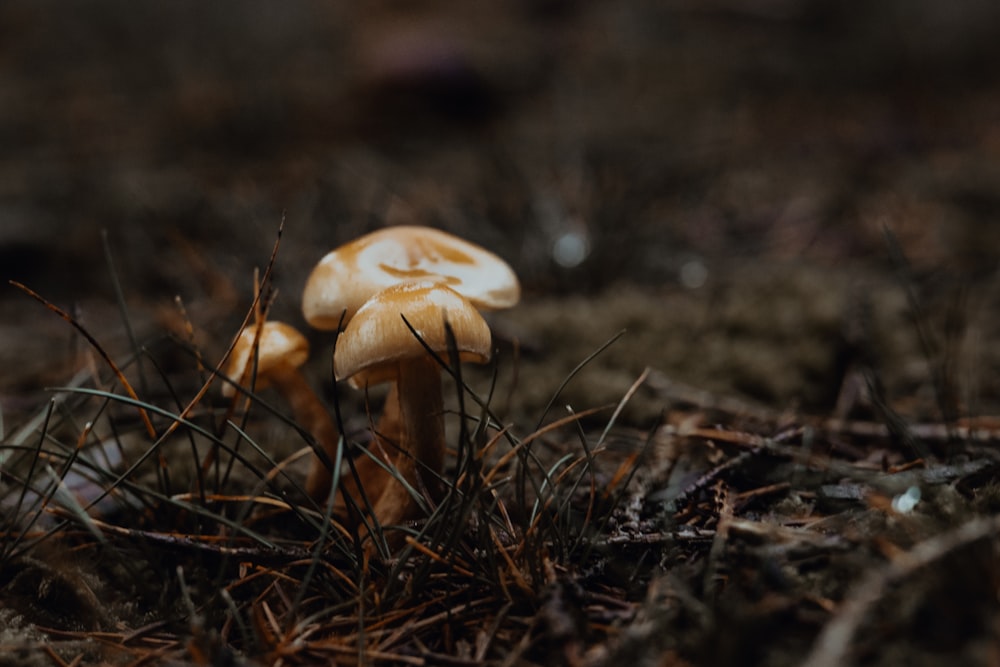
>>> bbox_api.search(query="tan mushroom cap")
[334,281,492,388]
[302,225,520,330]
[222,321,310,397]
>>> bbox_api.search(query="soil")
[3,2,1000,666]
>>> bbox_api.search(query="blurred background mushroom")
[301,225,519,330]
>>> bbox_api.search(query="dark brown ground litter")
[4,2,1000,665]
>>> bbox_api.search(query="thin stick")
[102,229,148,396]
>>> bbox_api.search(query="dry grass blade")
[403,536,475,577]
[534,329,626,432]
[9,281,158,439]
[1,400,55,563]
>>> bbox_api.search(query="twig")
[701,482,734,598]
[801,514,1000,667]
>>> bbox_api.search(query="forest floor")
[3,2,1000,665]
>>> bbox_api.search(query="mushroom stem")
[328,384,413,525]
[264,364,341,501]
[368,354,445,528]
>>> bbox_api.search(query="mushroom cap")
[334,281,492,387]
[222,321,310,397]
[302,225,520,330]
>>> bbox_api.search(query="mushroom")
[222,321,340,498]
[302,225,519,330]
[333,280,492,530]
[300,225,520,506]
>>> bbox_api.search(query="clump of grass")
[0,237,654,666]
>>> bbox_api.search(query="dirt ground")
[3,2,1000,666]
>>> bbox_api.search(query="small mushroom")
[333,280,492,531]
[222,321,340,499]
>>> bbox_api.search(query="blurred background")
[3,0,1000,423]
